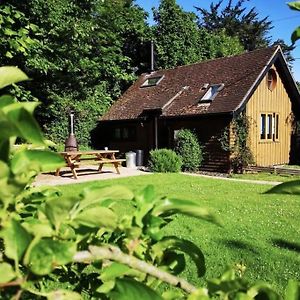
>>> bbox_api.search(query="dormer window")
[141,75,164,88]
[200,84,224,103]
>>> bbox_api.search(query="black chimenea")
[64,111,78,151]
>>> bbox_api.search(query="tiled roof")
[102,47,278,121]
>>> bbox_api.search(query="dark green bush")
[148,149,182,173]
[175,129,203,171]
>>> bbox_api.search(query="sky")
[135,0,300,82]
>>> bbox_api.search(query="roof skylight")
[141,75,164,88]
[200,84,224,103]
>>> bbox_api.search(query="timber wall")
[246,64,293,166]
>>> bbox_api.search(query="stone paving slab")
[33,165,150,187]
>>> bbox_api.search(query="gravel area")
[33,165,150,187]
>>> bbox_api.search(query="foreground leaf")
[152,236,206,277]
[11,150,64,174]
[0,66,28,89]
[285,280,300,300]
[1,218,32,262]
[110,278,163,300]
[47,290,82,300]
[45,197,78,230]
[153,198,220,225]
[73,206,117,229]
[288,2,300,11]
[0,262,16,283]
[78,185,134,211]
[27,239,76,275]
[265,180,300,195]
[291,27,300,44]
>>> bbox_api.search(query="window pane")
[276,114,279,140]
[267,114,272,139]
[260,114,266,139]
[114,128,121,139]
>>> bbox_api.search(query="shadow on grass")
[272,239,300,253]
[221,239,259,255]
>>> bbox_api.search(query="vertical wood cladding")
[246,64,293,166]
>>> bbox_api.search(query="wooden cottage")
[95,46,300,172]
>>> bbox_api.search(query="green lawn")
[230,172,300,182]
[56,174,300,294]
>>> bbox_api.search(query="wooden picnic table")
[55,150,125,179]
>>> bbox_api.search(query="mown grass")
[230,172,300,182]
[56,173,300,294]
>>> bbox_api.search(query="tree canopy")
[195,0,273,51]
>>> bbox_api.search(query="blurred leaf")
[0,139,10,161]
[288,2,300,11]
[0,66,28,89]
[187,288,209,300]
[100,262,131,282]
[1,218,32,262]
[0,262,16,283]
[247,283,281,299]
[163,290,185,300]
[152,236,206,277]
[145,215,166,241]
[22,219,53,237]
[153,198,220,225]
[4,105,44,144]
[78,185,134,211]
[45,197,78,230]
[135,185,156,207]
[291,27,300,44]
[47,290,82,300]
[73,206,117,229]
[27,239,76,275]
[11,150,64,174]
[110,278,163,300]
[0,95,15,109]
[285,280,300,300]
[265,180,300,195]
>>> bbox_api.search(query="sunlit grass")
[56,173,300,294]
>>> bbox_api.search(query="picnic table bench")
[55,150,125,179]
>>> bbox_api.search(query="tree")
[152,0,204,69]
[196,0,273,51]
[152,0,243,70]
[3,0,148,147]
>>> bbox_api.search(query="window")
[113,127,136,141]
[260,113,279,141]
[200,83,224,103]
[267,69,277,91]
[260,114,266,139]
[267,114,272,139]
[141,75,164,87]
[275,114,279,140]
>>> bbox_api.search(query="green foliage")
[153,0,204,69]
[288,1,300,44]
[0,4,40,62]
[152,0,243,69]
[196,0,272,51]
[175,129,203,172]
[220,114,254,173]
[148,149,182,173]
[4,0,149,147]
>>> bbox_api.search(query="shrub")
[175,129,203,171]
[148,148,182,172]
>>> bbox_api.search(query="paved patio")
[33,165,150,187]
